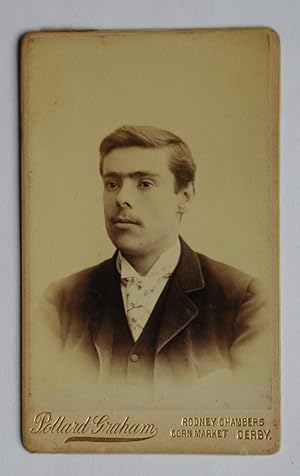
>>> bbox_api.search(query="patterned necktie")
[120,264,175,341]
[117,240,181,341]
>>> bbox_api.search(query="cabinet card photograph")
[21,28,280,453]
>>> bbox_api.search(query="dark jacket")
[41,238,269,401]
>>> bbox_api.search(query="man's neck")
[121,238,180,276]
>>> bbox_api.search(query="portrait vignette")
[21,28,280,454]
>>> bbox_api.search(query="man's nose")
[116,183,134,208]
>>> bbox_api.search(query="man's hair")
[99,125,196,192]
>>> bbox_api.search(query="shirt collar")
[116,238,181,280]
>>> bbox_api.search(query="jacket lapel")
[156,237,205,354]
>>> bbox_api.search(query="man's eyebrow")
[102,171,160,179]
[102,172,122,179]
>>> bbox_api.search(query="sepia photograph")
[21,28,279,453]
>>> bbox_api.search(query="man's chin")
[109,234,144,255]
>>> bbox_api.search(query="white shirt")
[116,239,181,341]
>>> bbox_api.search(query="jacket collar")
[176,236,205,293]
[155,237,205,353]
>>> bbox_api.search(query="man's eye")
[105,182,119,191]
[139,180,154,189]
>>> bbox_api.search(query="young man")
[42,126,269,401]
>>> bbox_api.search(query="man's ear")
[177,182,194,215]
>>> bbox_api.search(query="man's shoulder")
[179,238,255,294]
[194,251,256,300]
[45,257,115,304]
[197,252,252,282]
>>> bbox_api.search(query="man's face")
[102,146,189,258]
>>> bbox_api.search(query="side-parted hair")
[99,125,196,192]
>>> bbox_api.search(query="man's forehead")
[102,146,171,176]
